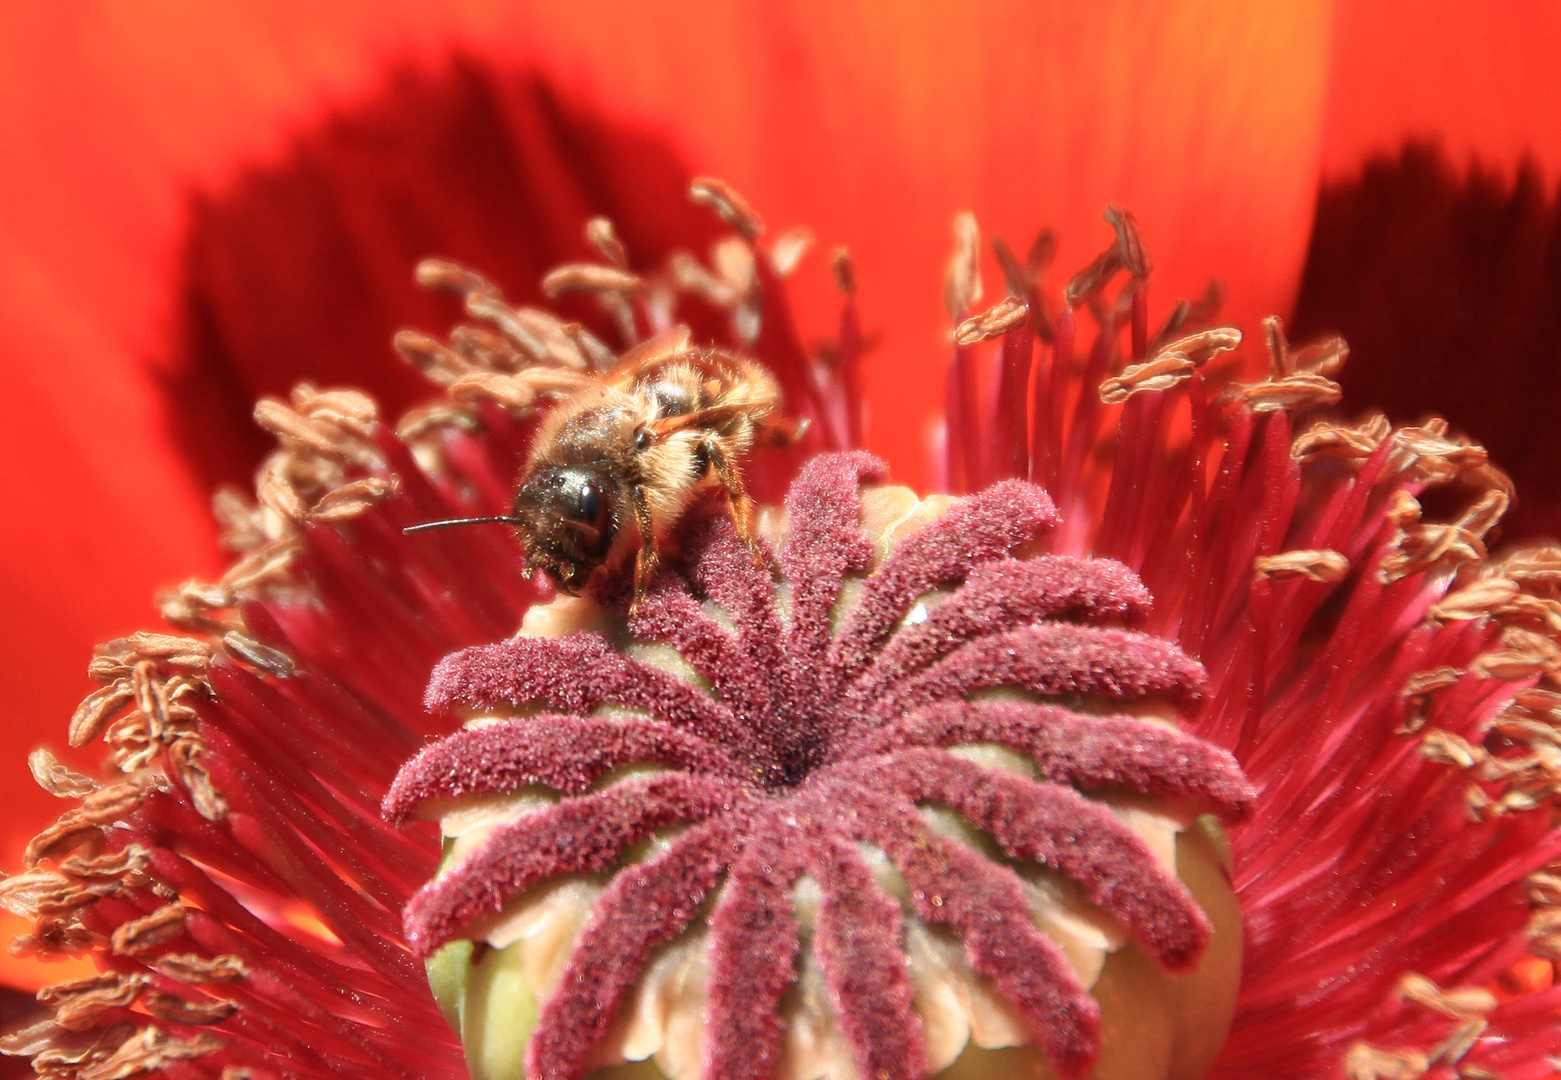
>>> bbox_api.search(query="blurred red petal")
[1321,0,1561,182]
[0,3,1336,906]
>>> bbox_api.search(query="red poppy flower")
[3,2,1561,1078]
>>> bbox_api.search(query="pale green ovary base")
[428,817,1241,1080]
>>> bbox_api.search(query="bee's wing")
[603,325,694,386]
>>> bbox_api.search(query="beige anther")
[414,257,491,295]
[1291,335,1349,377]
[1098,355,1195,404]
[1403,667,1463,696]
[770,227,814,277]
[943,211,983,319]
[1292,414,1392,464]
[25,812,103,866]
[585,216,629,268]
[155,954,248,984]
[670,251,742,309]
[1103,206,1150,279]
[141,992,238,1026]
[167,736,228,822]
[1252,549,1350,583]
[69,681,134,748]
[1063,246,1122,308]
[954,296,1029,347]
[1343,1041,1428,1080]
[1431,577,1520,621]
[78,1027,224,1080]
[110,903,187,957]
[1420,730,1486,770]
[1156,327,1242,366]
[1242,373,1343,412]
[311,476,400,522]
[28,749,98,799]
[541,263,641,298]
[1396,973,1496,1020]
[1263,316,1291,377]
[689,176,765,240]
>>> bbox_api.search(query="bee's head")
[512,465,620,594]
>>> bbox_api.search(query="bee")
[407,329,802,611]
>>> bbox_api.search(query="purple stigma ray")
[870,623,1206,722]
[842,554,1152,710]
[389,452,1252,1080]
[528,819,736,1080]
[382,716,739,824]
[828,480,1060,684]
[839,700,1255,814]
[703,823,806,1080]
[402,774,742,955]
[844,750,1210,968]
[806,832,926,1080]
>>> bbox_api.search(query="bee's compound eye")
[578,483,607,532]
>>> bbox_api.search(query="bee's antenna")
[403,516,523,534]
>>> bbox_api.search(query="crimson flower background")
[2,1,1560,1073]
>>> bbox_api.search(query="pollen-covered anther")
[1291,413,1392,464]
[1470,626,1561,681]
[1253,549,1350,583]
[690,176,766,241]
[250,383,394,527]
[109,902,187,957]
[1103,206,1151,279]
[540,263,643,298]
[769,227,814,277]
[1419,729,1486,770]
[1395,974,1497,1022]
[1099,354,1197,404]
[1344,976,1499,1080]
[1429,577,1521,622]
[1378,492,1505,583]
[396,453,1249,1080]
[74,1027,226,1080]
[1062,244,1122,308]
[943,211,984,318]
[953,296,1028,346]
[670,251,744,310]
[1241,371,1342,412]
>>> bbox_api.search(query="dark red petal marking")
[527,819,737,1080]
[851,749,1210,969]
[835,789,1101,1079]
[844,555,1151,710]
[402,774,741,956]
[779,452,885,688]
[829,480,1060,684]
[840,700,1253,818]
[425,633,745,746]
[806,833,926,1080]
[381,715,738,824]
[703,820,805,1080]
[871,623,1205,721]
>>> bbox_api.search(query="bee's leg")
[629,483,657,615]
[702,439,762,566]
[761,415,810,448]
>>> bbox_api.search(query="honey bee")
[407,329,802,611]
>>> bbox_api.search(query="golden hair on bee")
[406,327,804,612]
